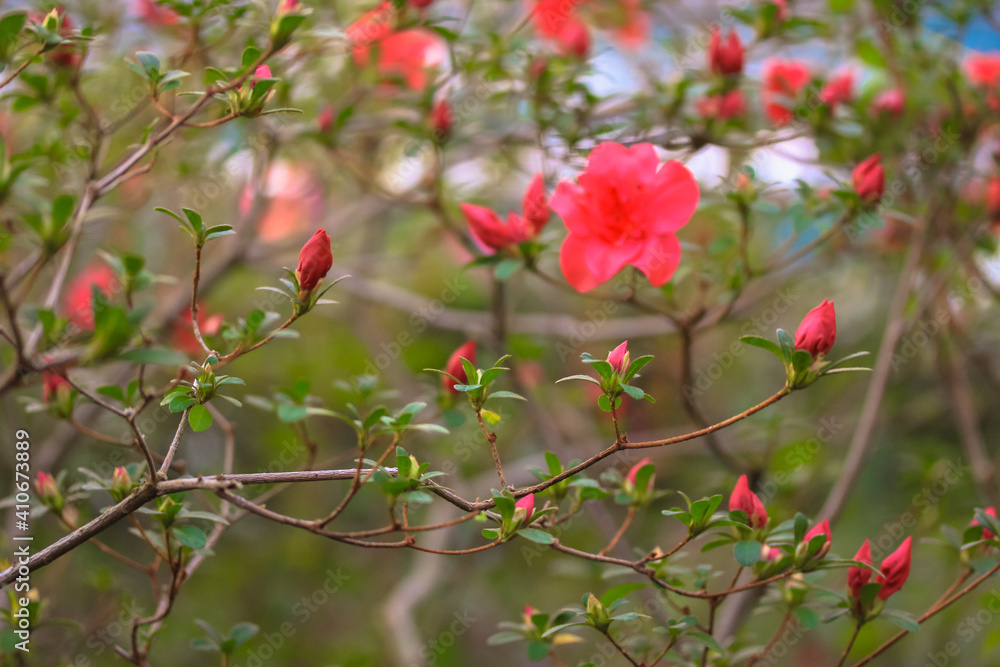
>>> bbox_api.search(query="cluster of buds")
[460,174,550,253]
[848,537,912,621]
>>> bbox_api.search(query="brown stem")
[599,507,635,557]
[837,623,862,667]
[476,410,509,490]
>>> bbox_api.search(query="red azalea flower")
[964,53,1000,88]
[346,2,395,53]
[819,69,854,108]
[443,341,476,394]
[847,539,872,601]
[347,4,446,91]
[708,27,743,76]
[460,204,532,252]
[295,229,333,293]
[852,153,885,204]
[871,88,905,117]
[729,474,768,529]
[62,264,116,330]
[761,59,811,126]
[460,176,549,252]
[875,537,912,600]
[697,90,746,120]
[794,300,837,359]
[552,142,699,292]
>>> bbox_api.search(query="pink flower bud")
[35,471,63,511]
[607,341,629,374]
[515,493,535,522]
[803,518,832,558]
[111,466,133,500]
[460,204,531,252]
[277,0,299,12]
[558,20,590,59]
[875,537,912,600]
[871,89,905,118]
[708,27,743,76]
[252,65,273,89]
[443,341,476,394]
[852,153,885,204]
[295,229,333,294]
[794,300,837,359]
[729,474,768,529]
[847,539,873,601]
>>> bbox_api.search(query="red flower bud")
[794,299,836,359]
[522,173,549,236]
[460,204,531,252]
[318,106,335,132]
[35,471,63,511]
[430,98,453,140]
[515,493,535,522]
[410,0,434,7]
[295,229,333,294]
[871,88,905,118]
[696,90,747,120]
[607,341,629,374]
[111,466,133,501]
[729,474,768,529]
[852,153,885,204]
[875,536,912,600]
[972,506,998,540]
[42,371,70,403]
[558,20,590,58]
[819,70,854,108]
[443,341,476,394]
[708,27,743,76]
[277,0,299,12]
[847,539,873,601]
[803,518,832,558]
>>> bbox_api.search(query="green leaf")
[687,630,724,654]
[489,390,526,401]
[527,640,550,661]
[620,384,645,400]
[555,374,601,385]
[487,631,525,646]
[795,606,820,629]
[188,405,213,432]
[776,329,794,360]
[857,39,886,69]
[794,513,809,544]
[172,524,207,550]
[495,258,523,280]
[517,528,554,544]
[734,540,762,566]
[481,409,502,425]
[791,349,813,375]
[600,583,644,607]
[880,609,920,632]
[741,335,785,361]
